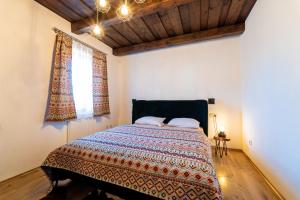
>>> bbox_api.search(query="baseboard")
[0,167,40,185]
[241,152,286,200]
[211,146,243,152]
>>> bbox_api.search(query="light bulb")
[219,125,225,133]
[97,0,111,13]
[116,3,132,21]
[92,24,105,37]
[99,0,107,7]
[93,24,101,35]
[120,5,129,16]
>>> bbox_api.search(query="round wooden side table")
[213,136,230,158]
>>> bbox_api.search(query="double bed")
[42,100,223,200]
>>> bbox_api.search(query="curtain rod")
[52,27,107,55]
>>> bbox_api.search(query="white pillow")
[135,116,166,127]
[168,118,200,129]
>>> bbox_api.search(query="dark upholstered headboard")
[132,99,208,136]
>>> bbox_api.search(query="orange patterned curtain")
[92,50,110,117]
[45,31,77,121]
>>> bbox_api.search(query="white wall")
[120,38,243,149]
[0,0,122,182]
[3,2,299,199]
[240,0,300,199]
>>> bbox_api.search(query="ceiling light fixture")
[93,0,146,36]
[93,24,104,37]
[116,0,133,22]
[93,2,104,38]
[97,0,111,13]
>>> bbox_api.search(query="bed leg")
[47,179,59,194]
[98,190,108,199]
[54,179,59,188]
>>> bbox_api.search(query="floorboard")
[0,150,280,200]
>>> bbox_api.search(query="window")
[45,31,109,122]
[72,41,93,119]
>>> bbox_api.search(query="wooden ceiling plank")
[113,23,245,56]
[81,0,96,11]
[189,0,201,32]
[200,0,209,30]
[207,0,223,29]
[159,6,185,37]
[127,18,156,42]
[219,0,232,26]
[56,0,85,21]
[143,14,169,39]
[237,0,256,23]
[167,7,184,35]
[105,27,132,46]
[179,4,191,33]
[72,0,196,34]
[159,10,177,37]
[35,0,73,21]
[225,0,245,25]
[113,23,144,44]
[100,35,121,48]
[63,0,94,17]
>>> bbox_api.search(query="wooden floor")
[212,150,280,200]
[0,150,280,200]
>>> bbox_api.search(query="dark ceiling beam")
[71,0,197,34]
[113,23,245,56]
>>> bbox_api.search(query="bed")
[42,100,223,200]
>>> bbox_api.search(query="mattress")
[42,124,223,200]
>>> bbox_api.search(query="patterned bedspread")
[42,124,223,200]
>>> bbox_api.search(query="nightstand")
[213,136,230,158]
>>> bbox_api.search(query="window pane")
[72,41,93,119]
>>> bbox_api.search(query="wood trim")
[113,23,245,56]
[211,146,243,152]
[71,0,197,34]
[0,167,40,185]
[242,152,286,200]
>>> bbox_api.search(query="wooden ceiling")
[35,0,256,56]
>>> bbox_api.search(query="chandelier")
[93,0,146,37]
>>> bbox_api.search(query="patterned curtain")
[45,31,77,121]
[92,50,110,117]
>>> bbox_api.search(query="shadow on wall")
[42,121,66,130]
[41,114,113,143]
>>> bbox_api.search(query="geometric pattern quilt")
[42,124,223,200]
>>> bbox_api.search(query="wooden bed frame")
[44,99,209,199]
